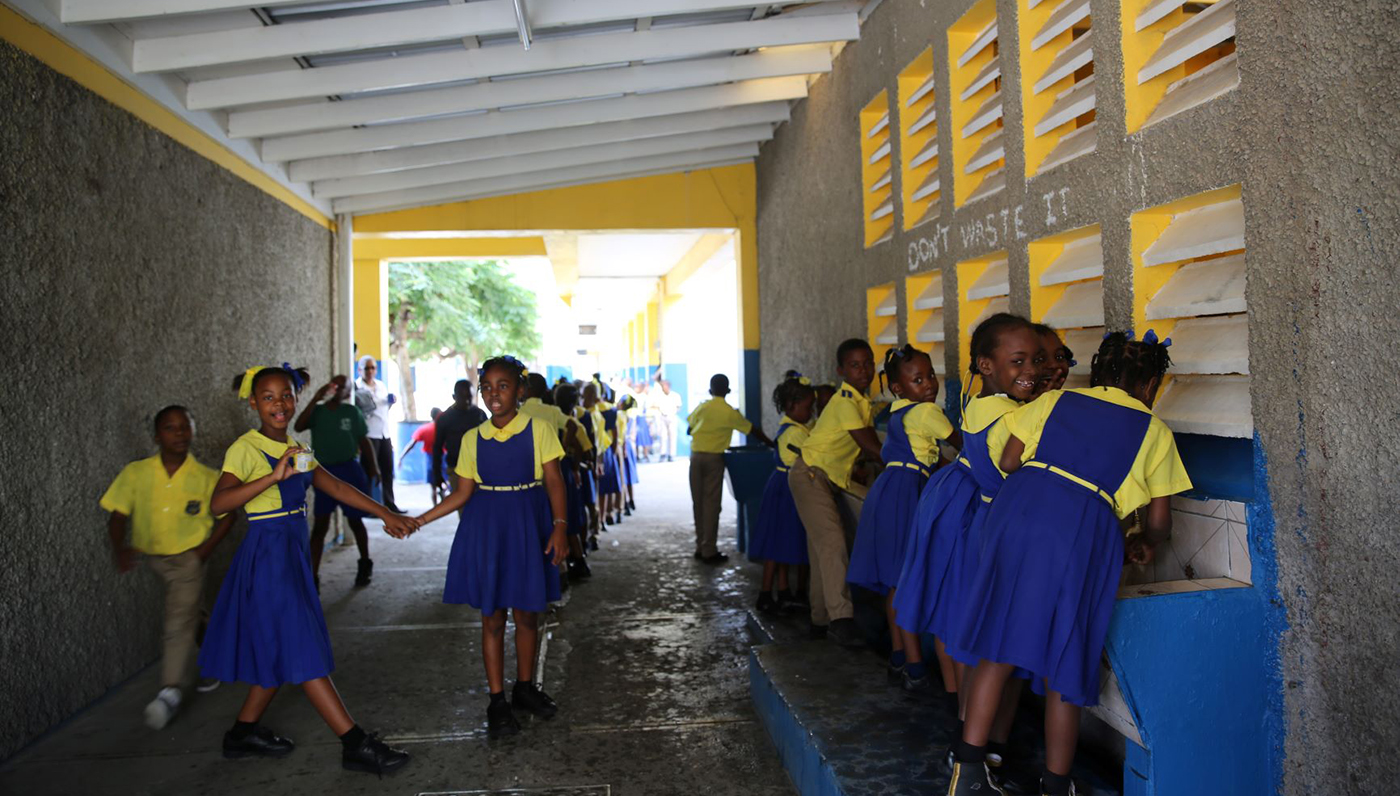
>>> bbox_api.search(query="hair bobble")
[280,362,306,392]
[237,365,268,398]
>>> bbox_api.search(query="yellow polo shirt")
[775,416,811,468]
[800,382,873,489]
[1006,387,1193,518]
[100,455,221,555]
[521,397,569,432]
[221,429,318,515]
[891,399,955,466]
[687,397,753,454]
[455,412,565,483]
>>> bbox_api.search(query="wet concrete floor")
[0,460,795,795]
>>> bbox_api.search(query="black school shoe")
[487,699,521,736]
[947,758,1003,795]
[223,725,295,759]
[342,732,410,776]
[511,681,559,720]
[826,618,865,648]
[756,592,780,614]
[355,558,373,587]
[567,558,593,580]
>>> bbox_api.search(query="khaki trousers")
[146,549,206,690]
[689,452,727,557]
[787,456,854,625]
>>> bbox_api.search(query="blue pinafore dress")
[893,399,1011,655]
[749,422,809,565]
[635,414,654,449]
[848,405,930,594]
[598,409,622,494]
[953,392,1150,706]
[577,413,598,502]
[561,453,588,538]
[443,419,562,615]
[199,455,334,688]
[623,422,640,486]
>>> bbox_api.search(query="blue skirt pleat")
[749,470,808,564]
[562,457,587,538]
[848,467,927,594]
[443,489,562,615]
[199,514,334,688]
[599,447,621,494]
[635,418,654,448]
[624,440,640,485]
[892,464,983,646]
[579,462,596,504]
[951,468,1124,706]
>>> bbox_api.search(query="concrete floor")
[0,460,795,795]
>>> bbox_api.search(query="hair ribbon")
[238,365,269,399]
[280,362,306,392]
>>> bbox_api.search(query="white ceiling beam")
[229,46,829,139]
[184,12,858,110]
[350,157,754,216]
[55,0,307,24]
[289,102,791,183]
[260,75,807,162]
[316,123,775,199]
[131,0,847,74]
[336,144,759,214]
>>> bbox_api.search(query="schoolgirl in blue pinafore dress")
[749,418,809,565]
[443,418,562,614]
[848,403,932,593]
[893,394,1018,659]
[623,416,640,486]
[598,408,622,495]
[952,389,1190,705]
[200,450,334,688]
[634,411,654,450]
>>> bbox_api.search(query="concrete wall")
[0,42,334,759]
[755,0,1400,792]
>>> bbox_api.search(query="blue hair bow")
[1141,329,1172,347]
[280,362,306,392]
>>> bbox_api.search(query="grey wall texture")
[0,42,334,760]
[755,0,1400,792]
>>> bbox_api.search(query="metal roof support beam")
[335,144,760,214]
[131,0,847,73]
[512,0,532,49]
[183,11,857,110]
[259,75,807,162]
[55,0,307,24]
[288,102,791,183]
[227,46,829,138]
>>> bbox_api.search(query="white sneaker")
[195,678,222,694]
[144,687,181,730]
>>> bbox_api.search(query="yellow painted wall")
[356,165,761,351]
[353,259,389,361]
[352,237,546,261]
[646,301,661,367]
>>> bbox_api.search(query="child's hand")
[382,512,417,539]
[544,523,568,566]
[1125,536,1155,566]
[271,447,306,482]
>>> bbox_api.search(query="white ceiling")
[576,232,703,278]
[25,0,869,217]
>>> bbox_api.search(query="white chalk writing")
[906,224,952,271]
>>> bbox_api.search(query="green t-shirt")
[309,403,368,465]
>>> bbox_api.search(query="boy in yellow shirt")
[687,374,772,564]
[788,339,883,647]
[101,406,238,730]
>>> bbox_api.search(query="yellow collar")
[962,393,1020,434]
[1073,386,1152,414]
[891,398,922,412]
[837,381,870,406]
[478,412,531,442]
[145,453,197,481]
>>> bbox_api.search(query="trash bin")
[722,444,776,556]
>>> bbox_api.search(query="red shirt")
[411,422,436,451]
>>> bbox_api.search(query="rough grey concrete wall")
[1239,2,1400,793]
[757,0,1400,792]
[0,42,333,760]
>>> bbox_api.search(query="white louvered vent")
[916,309,946,343]
[1024,0,1096,175]
[1130,0,1238,130]
[968,295,1010,335]
[1154,375,1251,438]
[951,2,1005,206]
[1043,280,1105,329]
[1040,232,1104,285]
[1142,195,1244,265]
[874,317,899,346]
[875,291,899,317]
[1166,314,1248,374]
[1146,253,1246,319]
[914,275,944,310]
[862,92,896,247]
[967,258,1010,300]
[1063,326,1106,376]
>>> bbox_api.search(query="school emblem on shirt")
[185,500,202,516]
[340,419,353,431]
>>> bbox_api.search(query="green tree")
[387,260,540,420]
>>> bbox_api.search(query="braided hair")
[771,373,816,415]
[230,365,310,396]
[479,355,527,386]
[554,382,580,416]
[1090,332,1172,392]
[968,312,1034,381]
[880,343,930,395]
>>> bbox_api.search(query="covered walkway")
[0,466,794,795]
